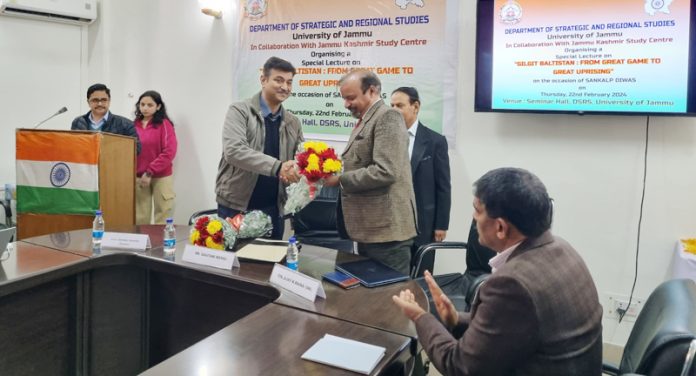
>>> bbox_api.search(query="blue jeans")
[217,204,284,240]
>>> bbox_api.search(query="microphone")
[32,107,68,129]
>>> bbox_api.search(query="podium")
[15,129,135,240]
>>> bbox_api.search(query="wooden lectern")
[16,129,135,240]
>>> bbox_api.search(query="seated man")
[393,167,603,376]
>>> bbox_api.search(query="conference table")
[1,224,428,375]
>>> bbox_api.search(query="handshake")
[279,160,301,184]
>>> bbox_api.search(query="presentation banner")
[492,0,691,113]
[236,0,458,141]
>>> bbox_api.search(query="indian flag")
[16,131,100,215]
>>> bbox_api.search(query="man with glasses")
[324,70,417,274]
[72,83,141,154]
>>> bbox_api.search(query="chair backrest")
[291,186,340,236]
[188,209,217,225]
[620,279,696,376]
[465,219,496,274]
[0,201,12,228]
[291,186,353,252]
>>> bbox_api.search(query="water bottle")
[286,236,299,271]
[92,210,104,246]
[163,217,176,253]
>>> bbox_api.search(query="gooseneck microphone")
[32,107,68,129]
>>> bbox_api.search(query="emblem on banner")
[50,162,71,187]
[395,0,424,10]
[499,0,522,24]
[244,0,268,20]
[644,0,672,15]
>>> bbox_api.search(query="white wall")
[0,15,85,192]
[2,0,695,346]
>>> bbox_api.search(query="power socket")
[607,295,644,322]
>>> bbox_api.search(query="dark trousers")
[357,238,413,275]
[217,204,284,240]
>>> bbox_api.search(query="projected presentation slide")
[491,0,691,113]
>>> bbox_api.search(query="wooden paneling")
[99,133,135,227]
[0,278,77,375]
[86,265,148,375]
[17,213,92,240]
[148,271,272,366]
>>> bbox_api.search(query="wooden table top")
[14,227,429,374]
[141,304,411,376]
[143,239,426,339]
[21,225,191,258]
[0,241,87,298]
[22,226,426,339]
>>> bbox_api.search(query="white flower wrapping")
[284,176,323,215]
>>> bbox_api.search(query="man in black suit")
[391,87,451,275]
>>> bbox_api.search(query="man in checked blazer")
[393,168,603,375]
[324,70,417,274]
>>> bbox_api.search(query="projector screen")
[474,0,696,116]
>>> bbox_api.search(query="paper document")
[236,241,287,262]
[301,334,385,375]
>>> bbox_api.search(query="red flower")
[302,168,325,182]
[212,231,224,243]
[195,216,208,231]
[319,148,337,160]
[296,151,309,169]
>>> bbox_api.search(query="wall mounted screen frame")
[474,0,696,116]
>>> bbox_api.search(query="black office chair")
[188,208,217,225]
[290,186,354,253]
[412,219,496,316]
[602,278,696,376]
[0,200,12,231]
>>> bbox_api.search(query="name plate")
[182,244,240,270]
[270,263,326,302]
[101,232,151,251]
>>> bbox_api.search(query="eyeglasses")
[89,98,109,104]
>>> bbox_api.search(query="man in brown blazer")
[393,167,603,375]
[324,70,417,274]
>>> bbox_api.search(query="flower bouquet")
[189,215,236,250]
[226,210,273,238]
[190,210,274,250]
[284,141,342,214]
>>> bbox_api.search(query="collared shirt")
[88,111,110,131]
[407,119,419,160]
[488,241,522,273]
[364,99,379,116]
[259,95,283,122]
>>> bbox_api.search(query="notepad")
[235,240,287,263]
[336,259,409,288]
[301,334,385,375]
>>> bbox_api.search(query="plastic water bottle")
[92,210,104,246]
[163,218,176,253]
[286,236,299,271]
